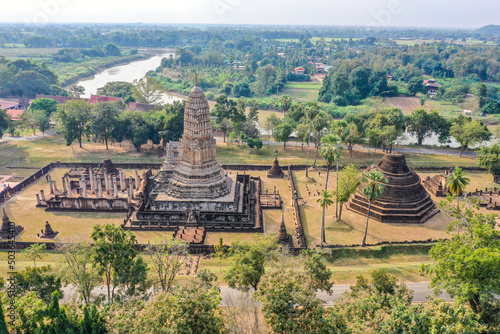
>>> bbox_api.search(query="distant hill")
[476,25,500,36]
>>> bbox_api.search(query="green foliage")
[422,197,500,327]
[224,236,279,291]
[300,250,334,293]
[146,236,189,293]
[0,109,10,138]
[132,76,163,104]
[406,108,450,145]
[14,265,62,305]
[450,116,491,156]
[91,224,144,302]
[59,241,100,305]
[274,122,294,149]
[17,291,80,333]
[407,77,425,96]
[57,99,92,148]
[334,164,361,221]
[97,81,134,99]
[133,280,225,334]
[258,269,339,334]
[29,98,59,116]
[22,243,46,267]
[361,170,388,247]
[91,102,121,150]
[0,299,7,334]
[446,166,470,195]
[478,143,500,183]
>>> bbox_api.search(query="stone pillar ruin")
[81,176,87,197]
[119,170,125,191]
[97,176,103,198]
[62,177,67,193]
[135,170,140,189]
[90,169,95,194]
[40,190,46,202]
[127,186,132,204]
[53,181,58,193]
[36,194,41,206]
[129,177,134,200]
[48,175,54,194]
[66,175,71,194]
[103,168,109,191]
[113,176,118,199]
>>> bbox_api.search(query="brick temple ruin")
[36,159,143,212]
[127,85,260,233]
[422,172,450,197]
[347,154,438,224]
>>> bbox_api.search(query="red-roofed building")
[0,100,19,110]
[295,67,305,75]
[88,95,123,104]
[6,109,23,121]
[35,94,87,104]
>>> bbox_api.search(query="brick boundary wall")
[288,166,307,250]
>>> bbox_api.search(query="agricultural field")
[281,82,321,102]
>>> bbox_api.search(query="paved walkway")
[0,129,55,142]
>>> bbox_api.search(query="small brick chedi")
[132,85,258,229]
[347,154,438,224]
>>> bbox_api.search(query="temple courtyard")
[0,166,496,246]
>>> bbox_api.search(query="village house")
[424,79,440,95]
[295,67,305,75]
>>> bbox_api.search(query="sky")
[1,0,498,29]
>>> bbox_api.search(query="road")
[0,130,474,158]
[258,139,476,157]
[61,282,452,305]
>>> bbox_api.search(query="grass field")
[0,133,480,178]
[282,82,321,102]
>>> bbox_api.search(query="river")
[75,49,183,104]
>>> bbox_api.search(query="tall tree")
[360,170,387,247]
[145,236,189,293]
[22,243,46,267]
[334,164,361,221]
[450,116,491,157]
[319,134,343,244]
[0,109,10,138]
[224,236,278,292]
[446,166,470,208]
[317,190,334,247]
[305,102,319,177]
[132,76,163,104]
[312,111,331,168]
[91,101,120,150]
[407,77,424,96]
[274,122,294,149]
[29,98,58,117]
[91,224,142,302]
[57,99,92,148]
[478,144,500,183]
[406,108,449,145]
[58,240,99,305]
[279,95,292,115]
[422,197,500,325]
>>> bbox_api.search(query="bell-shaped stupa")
[346,154,438,224]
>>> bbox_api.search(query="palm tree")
[319,134,343,191]
[305,102,319,178]
[317,190,334,247]
[361,170,388,247]
[446,166,470,206]
[318,134,343,245]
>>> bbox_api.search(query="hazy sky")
[2,0,498,29]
